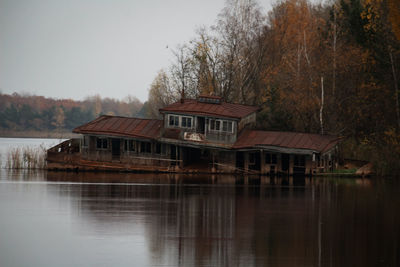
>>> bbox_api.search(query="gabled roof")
[234,130,340,153]
[159,99,259,119]
[73,115,162,140]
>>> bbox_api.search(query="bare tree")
[147,70,178,118]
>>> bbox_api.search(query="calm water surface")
[0,139,399,267]
[0,171,399,267]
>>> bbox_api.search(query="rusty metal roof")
[234,130,340,153]
[159,99,259,119]
[73,115,162,140]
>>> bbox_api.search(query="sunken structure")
[47,95,341,175]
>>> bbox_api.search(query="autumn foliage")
[146,0,400,174]
[0,93,143,133]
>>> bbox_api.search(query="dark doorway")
[197,117,205,134]
[281,153,289,172]
[236,152,244,170]
[183,147,209,170]
[293,155,306,175]
[293,167,306,175]
[249,152,261,171]
[170,145,176,165]
[111,139,121,160]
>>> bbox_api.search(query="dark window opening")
[125,140,135,152]
[249,152,261,171]
[181,117,192,128]
[265,153,277,164]
[111,139,121,157]
[294,155,306,167]
[155,143,165,154]
[210,119,215,130]
[197,117,205,134]
[223,121,228,132]
[249,153,256,164]
[215,120,221,131]
[140,142,151,153]
[169,115,179,127]
[210,119,232,132]
[236,151,244,169]
[281,153,289,171]
[265,153,271,164]
[96,138,108,149]
[272,154,277,164]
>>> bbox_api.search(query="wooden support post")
[260,150,265,174]
[289,154,294,176]
[244,152,249,172]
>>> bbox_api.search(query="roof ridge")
[100,115,162,121]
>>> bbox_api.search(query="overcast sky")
[0,0,272,102]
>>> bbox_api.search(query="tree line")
[145,0,400,174]
[0,93,143,133]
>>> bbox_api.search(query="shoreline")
[0,131,79,139]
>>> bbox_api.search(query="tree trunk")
[332,5,337,97]
[389,50,400,129]
[320,76,324,135]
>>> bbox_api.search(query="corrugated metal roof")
[73,115,162,140]
[234,130,340,153]
[72,115,340,153]
[159,99,259,119]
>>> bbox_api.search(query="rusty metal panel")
[73,115,162,140]
[118,118,132,133]
[125,118,141,133]
[234,130,339,153]
[159,99,259,119]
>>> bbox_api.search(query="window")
[169,115,179,127]
[265,153,277,164]
[140,142,152,153]
[215,120,221,131]
[124,140,135,152]
[210,119,215,130]
[294,155,306,167]
[82,136,88,147]
[209,119,233,133]
[155,143,165,155]
[265,153,271,164]
[272,154,277,164]
[228,121,233,132]
[96,138,108,149]
[198,96,221,104]
[249,153,256,164]
[222,121,228,132]
[181,117,192,128]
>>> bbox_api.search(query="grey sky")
[0,0,272,102]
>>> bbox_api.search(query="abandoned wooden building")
[47,95,340,175]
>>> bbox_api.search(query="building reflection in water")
[44,171,399,267]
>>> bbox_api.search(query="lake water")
[0,139,399,267]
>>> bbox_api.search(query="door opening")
[111,139,121,160]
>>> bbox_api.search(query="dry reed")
[5,145,47,170]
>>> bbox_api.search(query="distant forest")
[145,0,400,174]
[0,93,143,135]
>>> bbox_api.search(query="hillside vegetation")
[0,93,142,137]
